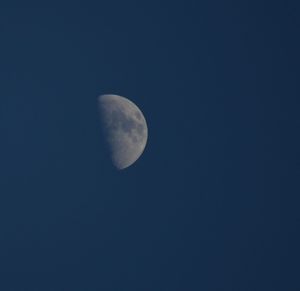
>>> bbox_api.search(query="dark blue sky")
[0,1,299,290]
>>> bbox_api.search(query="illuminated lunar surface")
[98,94,148,170]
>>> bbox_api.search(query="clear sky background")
[0,1,299,290]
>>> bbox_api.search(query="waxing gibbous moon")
[98,94,148,170]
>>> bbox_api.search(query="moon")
[98,94,148,170]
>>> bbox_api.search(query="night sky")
[0,1,299,290]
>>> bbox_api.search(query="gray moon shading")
[98,94,148,170]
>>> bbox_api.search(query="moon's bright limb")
[98,94,148,170]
